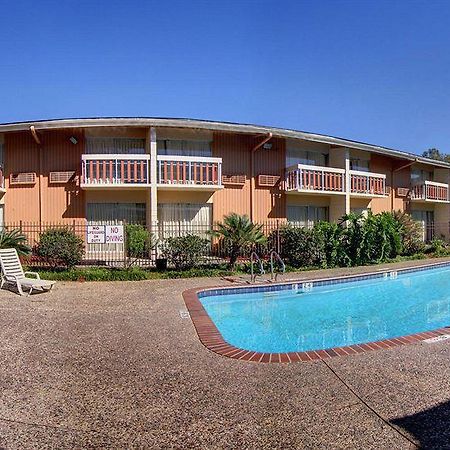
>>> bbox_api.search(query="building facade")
[0,118,448,241]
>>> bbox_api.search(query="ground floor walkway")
[1,259,450,448]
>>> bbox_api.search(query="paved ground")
[1,259,450,449]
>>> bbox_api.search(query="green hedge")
[36,266,234,281]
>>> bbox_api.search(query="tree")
[422,148,450,163]
[0,229,31,256]
[211,213,267,268]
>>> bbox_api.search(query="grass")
[35,265,236,282]
[32,251,447,282]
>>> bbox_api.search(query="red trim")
[183,286,450,363]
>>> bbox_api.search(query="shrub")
[0,228,31,256]
[160,234,209,270]
[278,225,321,268]
[211,213,267,268]
[126,224,154,260]
[313,221,344,268]
[427,238,450,256]
[393,211,425,255]
[36,228,84,268]
[340,212,402,266]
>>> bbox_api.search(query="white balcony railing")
[350,170,386,196]
[81,154,150,187]
[411,180,450,202]
[285,164,345,193]
[157,155,222,187]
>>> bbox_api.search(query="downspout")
[30,126,42,224]
[250,133,272,222]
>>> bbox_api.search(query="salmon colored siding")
[5,132,41,222]
[212,132,252,221]
[369,154,394,214]
[2,123,448,229]
[5,130,85,223]
[253,137,285,222]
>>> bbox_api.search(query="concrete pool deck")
[1,258,450,448]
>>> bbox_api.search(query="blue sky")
[1,0,450,154]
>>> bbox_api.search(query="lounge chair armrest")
[24,271,40,280]
[4,274,20,282]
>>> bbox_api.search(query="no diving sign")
[105,225,124,243]
[87,225,124,244]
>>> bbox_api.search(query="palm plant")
[0,228,31,256]
[211,213,267,268]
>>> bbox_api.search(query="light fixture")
[69,136,78,145]
[263,143,272,150]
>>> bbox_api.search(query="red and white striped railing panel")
[81,154,150,186]
[411,181,449,202]
[350,170,386,195]
[285,164,345,193]
[157,156,222,186]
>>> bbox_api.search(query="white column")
[344,148,351,215]
[149,127,158,225]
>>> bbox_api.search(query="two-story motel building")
[0,117,448,241]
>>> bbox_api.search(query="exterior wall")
[213,132,285,224]
[85,190,148,203]
[2,125,450,234]
[368,154,394,214]
[329,196,346,222]
[212,132,252,221]
[350,197,371,211]
[253,137,285,222]
[158,190,213,204]
[5,130,86,223]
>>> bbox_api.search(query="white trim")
[157,155,222,163]
[424,180,449,188]
[286,163,346,174]
[80,183,150,189]
[349,169,386,179]
[82,154,150,160]
[157,184,223,191]
[286,188,346,196]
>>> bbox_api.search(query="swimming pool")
[190,263,450,357]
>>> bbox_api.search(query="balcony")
[157,155,223,190]
[285,164,345,195]
[81,154,150,188]
[410,181,450,203]
[350,170,386,197]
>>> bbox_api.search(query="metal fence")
[3,219,448,268]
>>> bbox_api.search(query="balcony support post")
[149,127,158,227]
[344,148,351,216]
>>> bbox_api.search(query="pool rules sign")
[87,225,124,244]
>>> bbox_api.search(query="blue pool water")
[200,265,450,353]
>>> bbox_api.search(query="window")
[411,168,433,183]
[286,147,327,168]
[351,207,370,217]
[157,140,212,157]
[350,158,370,172]
[287,205,328,227]
[158,203,212,237]
[411,210,434,242]
[86,203,146,224]
[86,138,146,154]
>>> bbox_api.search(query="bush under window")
[160,234,209,270]
[36,228,84,269]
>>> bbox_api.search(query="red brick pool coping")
[182,270,450,363]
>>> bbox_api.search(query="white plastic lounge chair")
[0,248,55,296]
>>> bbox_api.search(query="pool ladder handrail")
[270,250,286,281]
[250,251,265,283]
